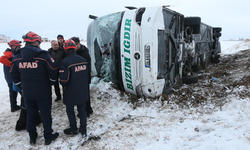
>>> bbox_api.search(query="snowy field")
[221,40,250,55]
[0,40,250,150]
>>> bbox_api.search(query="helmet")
[22,31,42,43]
[64,39,76,50]
[8,40,22,47]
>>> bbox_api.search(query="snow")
[0,41,250,149]
[221,40,250,55]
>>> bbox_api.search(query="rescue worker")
[9,31,59,145]
[11,55,42,131]
[71,37,93,117]
[57,34,64,48]
[59,39,88,137]
[0,40,21,112]
[48,40,66,101]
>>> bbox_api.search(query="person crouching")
[59,39,89,137]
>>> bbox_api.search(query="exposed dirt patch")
[127,49,250,110]
[167,49,250,108]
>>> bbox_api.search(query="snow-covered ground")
[0,41,250,150]
[221,40,250,55]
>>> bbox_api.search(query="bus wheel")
[182,75,198,84]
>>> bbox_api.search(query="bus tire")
[182,75,198,84]
[213,27,222,32]
[211,58,220,64]
[184,17,201,34]
[184,17,201,26]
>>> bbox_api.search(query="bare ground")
[127,49,250,111]
[164,49,250,109]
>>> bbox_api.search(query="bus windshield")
[87,12,124,83]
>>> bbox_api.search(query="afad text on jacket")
[9,46,58,100]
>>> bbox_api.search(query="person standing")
[0,40,21,112]
[57,34,64,48]
[48,40,66,101]
[10,31,59,145]
[59,39,89,137]
[71,37,93,117]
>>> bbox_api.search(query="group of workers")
[0,31,93,145]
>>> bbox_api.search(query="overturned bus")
[87,6,222,98]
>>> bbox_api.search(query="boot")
[45,132,59,145]
[11,106,21,112]
[15,108,27,131]
[64,128,78,135]
[79,129,87,137]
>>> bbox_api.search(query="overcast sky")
[0,0,249,41]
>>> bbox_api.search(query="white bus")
[87,6,221,98]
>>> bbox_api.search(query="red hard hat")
[64,39,76,50]
[22,31,42,43]
[8,40,22,47]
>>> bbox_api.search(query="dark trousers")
[54,79,61,98]
[24,98,53,140]
[66,104,86,130]
[7,83,18,109]
[17,93,41,126]
[85,84,92,112]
